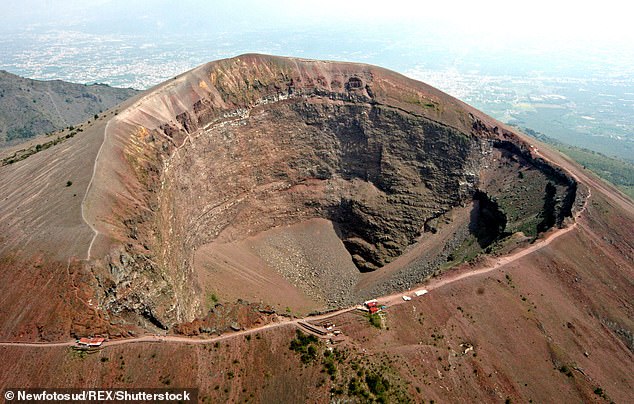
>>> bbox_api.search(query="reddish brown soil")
[0,54,578,337]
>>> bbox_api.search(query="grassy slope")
[0,70,139,147]
[520,127,634,199]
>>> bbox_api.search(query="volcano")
[0,54,585,335]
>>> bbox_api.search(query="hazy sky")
[3,0,633,46]
[2,0,632,84]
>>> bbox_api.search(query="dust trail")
[45,90,69,126]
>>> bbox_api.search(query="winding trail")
[0,187,589,349]
[81,119,112,261]
[0,307,355,348]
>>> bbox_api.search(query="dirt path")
[45,90,69,127]
[0,307,355,348]
[0,341,74,348]
[81,119,112,261]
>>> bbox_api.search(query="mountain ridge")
[0,69,139,147]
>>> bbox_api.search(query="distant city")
[1,27,632,162]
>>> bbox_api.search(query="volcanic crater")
[81,54,580,329]
[0,54,582,335]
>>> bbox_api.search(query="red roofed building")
[369,306,379,314]
[77,337,105,347]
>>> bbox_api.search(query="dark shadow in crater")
[469,190,509,249]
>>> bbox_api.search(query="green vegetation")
[68,347,88,359]
[66,180,73,187]
[206,292,218,308]
[323,350,337,377]
[323,347,411,402]
[2,127,83,166]
[558,365,574,378]
[347,377,369,399]
[343,370,393,402]
[561,146,634,198]
[404,93,437,109]
[368,313,382,329]
[444,235,481,267]
[365,373,390,396]
[289,330,319,364]
[521,127,634,199]
[6,126,35,141]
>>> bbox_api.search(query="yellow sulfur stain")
[124,126,152,160]
[135,126,149,140]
